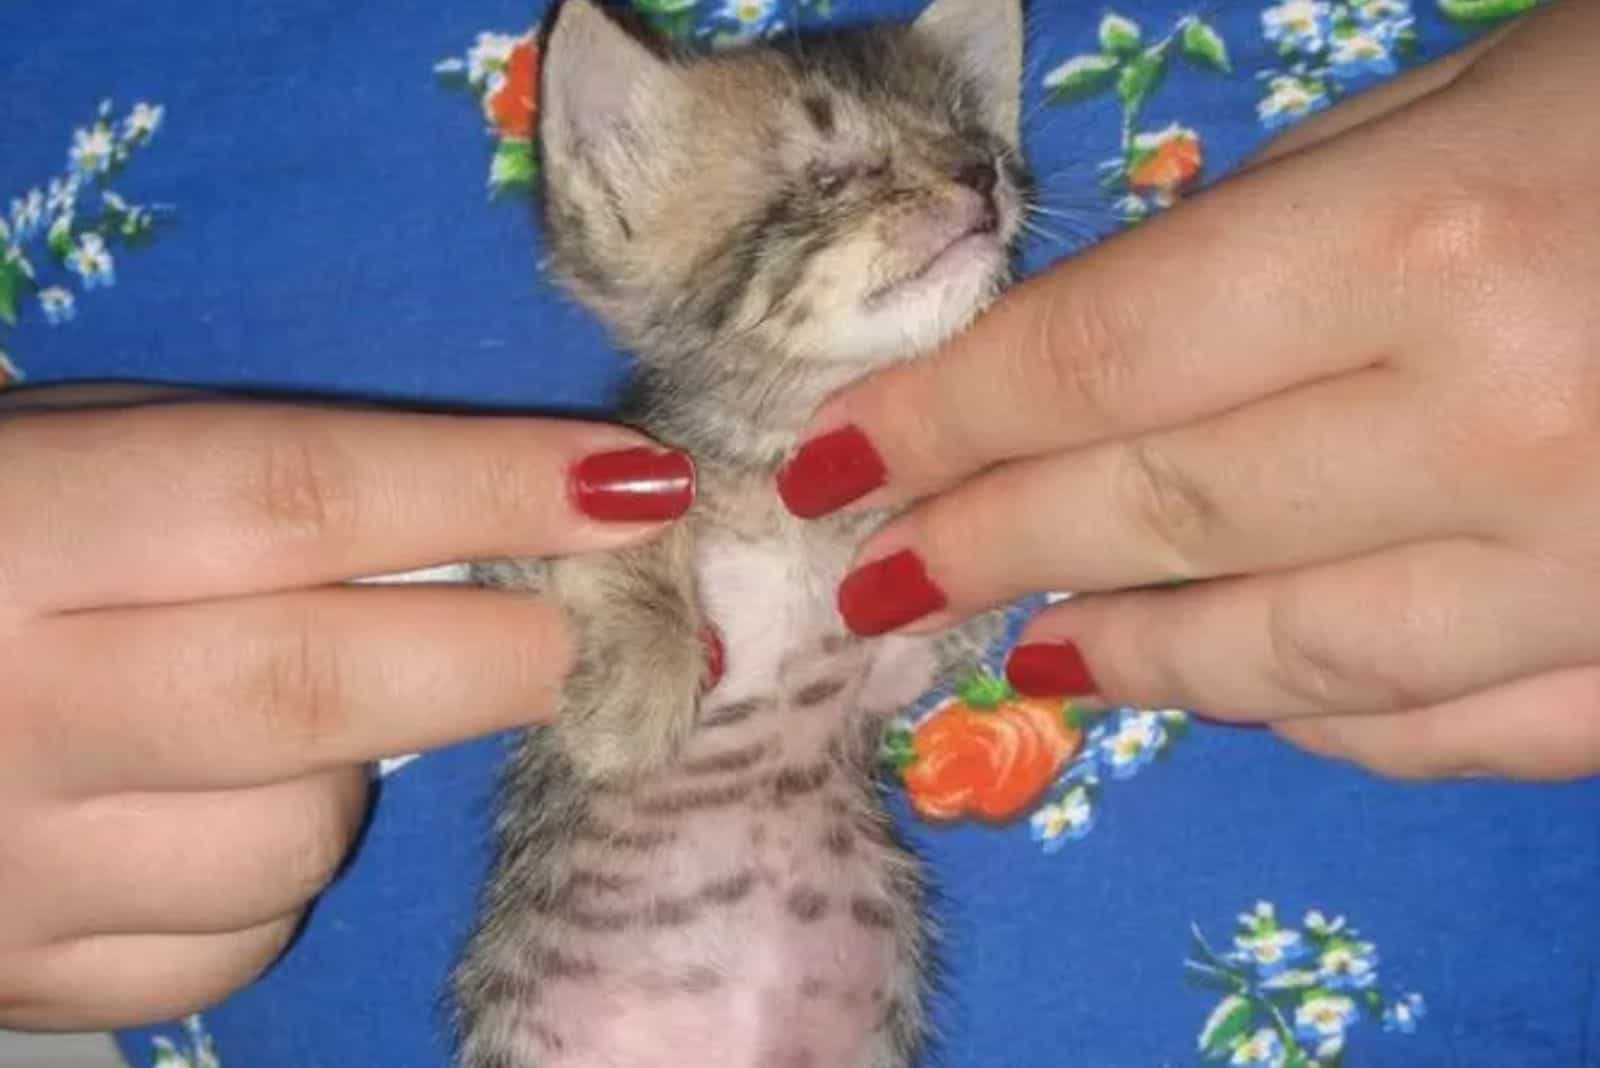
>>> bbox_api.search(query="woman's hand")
[778,1,1600,781]
[0,395,692,1029]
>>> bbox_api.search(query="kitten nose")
[953,159,997,197]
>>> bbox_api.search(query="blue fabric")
[3,1,1595,1066]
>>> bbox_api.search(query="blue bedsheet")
[3,2,1593,1065]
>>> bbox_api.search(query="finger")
[777,126,1415,519]
[13,584,570,794]
[1274,665,1600,781]
[0,402,692,614]
[1000,539,1600,720]
[0,915,299,1031]
[8,770,368,940]
[841,368,1466,629]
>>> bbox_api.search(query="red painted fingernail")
[777,425,887,519]
[570,447,695,522]
[699,625,725,692]
[1005,642,1098,697]
[837,549,947,636]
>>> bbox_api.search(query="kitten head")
[537,0,1026,372]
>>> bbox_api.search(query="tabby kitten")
[453,1,1026,1065]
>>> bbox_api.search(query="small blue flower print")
[10,189,45,243]
[627,0,830,44]
[718,0,779,27]
[1190,903,1426,1065]
[1294,993,1359,1044]
[123,101,165,143]
[1257,73,1331,128]
[1029,784,1094,852]
[46,175,80,217]
[1382,991,1427,1034]
[69,124,116,177]
[1356,0,1416,30]
[38,286,75,324]
[0,98,169,383]
[1317,938,1380,989]
[1231,927,1311,979]
[66,232,115,288]
[1014,706,1187,853]
[1257,0,1419,130]
[150,1014,221,1068]
[1228,1028,1283,1066]
[1263,0,1333,51]
[1095,710,1167,779]
[1327,25,1400,77]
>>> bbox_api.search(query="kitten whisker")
[1019,219,1065,245]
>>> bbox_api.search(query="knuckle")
[1264,588,1381,711]
[245,429,353,545]
[1378,176,1600,474]
[1465,347,1600,478]
[1115,440,1218,575]
[251,618,346,746]
[1032,295,1142,433]
[0,994,54,1032]
[1381,175,1543,287]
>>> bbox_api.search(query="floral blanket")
[6,1,1594,1066]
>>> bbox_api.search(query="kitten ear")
[541,0,686,152]
[911,0,1024,141]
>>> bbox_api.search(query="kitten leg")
[548,523,705,783]
[455,528,704,1068]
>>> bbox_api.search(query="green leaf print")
[1438,0,1539,19]
[489,138,537,195]
[1115,45,1168,112]
[1043,53,1120,102]
[1097,13,1143,56]
[1198,994,1254,1057]
[1180,18,1231,73]
[47,214,73,258]
[0,260,20,326]
[956,671,1015,709]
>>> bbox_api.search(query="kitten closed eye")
[808,159,890,197]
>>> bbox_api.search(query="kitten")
[453,1,1026,1065]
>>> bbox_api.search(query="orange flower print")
[438,30,541,194]
[899,676,1081,823]
[484,36,539,141]
[1127,124,1202,198]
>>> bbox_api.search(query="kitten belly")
[521,533,917,1068]
[530,774,903,1068]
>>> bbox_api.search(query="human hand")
[0,394,692,1029]
[777,1,1600,781]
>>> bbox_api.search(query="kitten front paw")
[548,536,705,783]
[556,618,705,782]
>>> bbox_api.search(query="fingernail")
[777,425,887,519]
[838,549,947,636]
[1006,641,1098,697]
[570,447,695,522]
[699,625,725,692]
